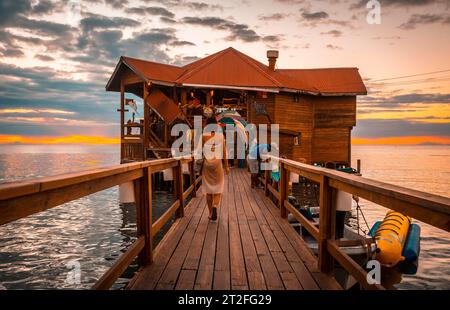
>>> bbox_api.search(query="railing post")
[279,162,287,218]
[318,175,334,273]
[175,159,184,218]
[134,167,152,265]
[189,159,196,197]
[264,168,269,197]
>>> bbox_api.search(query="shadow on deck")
[129,168,341,290]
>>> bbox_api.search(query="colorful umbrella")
[216,110,248,127]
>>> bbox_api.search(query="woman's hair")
[205,116,218,125]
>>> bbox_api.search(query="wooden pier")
[129,168,339,290]
[0,157,449,290]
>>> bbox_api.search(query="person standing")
[202,117,230,221]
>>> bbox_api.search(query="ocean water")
[0,144,448,289]
[351,145,450,289]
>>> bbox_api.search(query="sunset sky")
[0,0,449,145]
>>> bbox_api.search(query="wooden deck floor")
[129,168,341,290]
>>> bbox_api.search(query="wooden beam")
[264,169,269,196]
[175,160,184,218]
[92,236,145,290]
[151,200,181,237]
[267,183,280,201]
[189,160,196,198]
[327,240,384,290]
[279,163,287,218]
[0,169,143,226]
[284,164,321,183]
[120,81,125,161]
[143,82,150,159]
[284,200,319,240]
[318,175,333,273]
[329,178,450,232]
[182,184,194,201]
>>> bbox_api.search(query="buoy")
[402,223,421,262]
[368,221,382,237]
[374,211,410,267]
[119,181,135,203]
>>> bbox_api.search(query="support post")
[318,175,334,273]
[174,160,184,218]
[134,168,152,265]
[189,159,196,197]
[279,162,287,218]
[120,82,125,162]
[264,168,269,196]
[143,82,150,160]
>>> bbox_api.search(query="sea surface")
[0,144,448,289]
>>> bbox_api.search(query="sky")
[0,0,449,145]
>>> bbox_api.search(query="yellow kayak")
[374,211,410,267]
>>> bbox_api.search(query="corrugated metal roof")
[106,47,367,95]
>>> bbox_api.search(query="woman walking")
[202,117,230,221]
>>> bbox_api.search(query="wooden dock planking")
[130,168,342,290]
[227,175,250,290]
[130,194,205,290]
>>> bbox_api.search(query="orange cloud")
[0,135,120,145]
[352,136,450,145]
[0,108,76,115]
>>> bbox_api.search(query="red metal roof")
[107,47,367,95]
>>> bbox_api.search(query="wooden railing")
[0,157,201,290]
[262,156,450,290]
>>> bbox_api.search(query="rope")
[355,200,371,235]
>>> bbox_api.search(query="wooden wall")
[313,96,356,128]
[269,93,356,165]
[275,93,313,163]
[312,127,351,164]
[249,92,275,125]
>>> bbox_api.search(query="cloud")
[170,40,196,46]
[263,35,282,43]
[125,6,175,18]
[34,54,55,61]
[353,119,450,138]
[160,16,176,24]
[0,0,31,26]
[0,108,75,115]
[320,30,342,37]
[80,13,140,33]
[258,13,290,21]
[104,0,129,9]
[142,0,223,11]
[31,0,58,15]
[326,44,342,50]
[350,0,438,10]
[0,47,24,57]
[399,14,450,30]
[181,16,263,42]
[298,8,353,28]
[301,10,329,20]
[360,93,450,106]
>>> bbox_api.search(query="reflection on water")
[0,145,175,289]
[0,144,448,289]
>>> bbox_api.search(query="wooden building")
[106,47,366,166]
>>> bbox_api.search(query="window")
[294,132,301,146]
